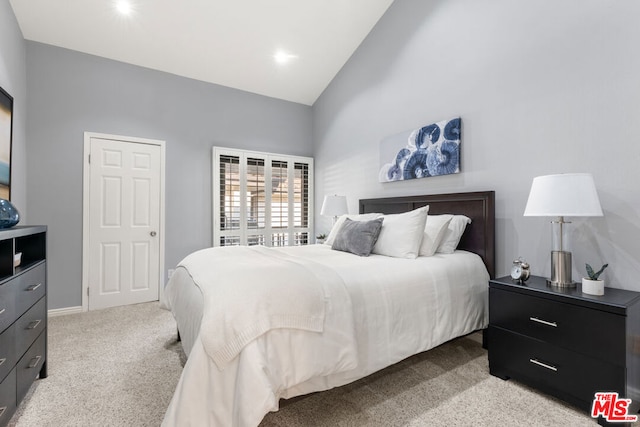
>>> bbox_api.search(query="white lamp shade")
[524,173,603,217]
[320,195,348,217]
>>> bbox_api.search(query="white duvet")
[178,245,354,369]
[162,244,489,427]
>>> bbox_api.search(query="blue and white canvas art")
[379,117,461,183]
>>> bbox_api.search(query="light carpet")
[9,301,602,426]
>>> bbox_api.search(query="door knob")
[150,231,157,237]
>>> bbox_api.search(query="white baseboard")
[48,306,83,317]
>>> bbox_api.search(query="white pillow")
[325,213,383,246]
[436,215,472,254]
[419,214,453,257]
[372,206,429,259]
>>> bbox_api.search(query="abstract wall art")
[379,117,461,183]
[0,86,12,199]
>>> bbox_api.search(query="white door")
[84,134,164,310]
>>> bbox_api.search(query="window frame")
[212,146,314,247]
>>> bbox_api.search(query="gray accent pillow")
[331,217,384,257]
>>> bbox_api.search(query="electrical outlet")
[168,269,175,279]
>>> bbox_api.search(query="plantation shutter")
[213,147,313,247]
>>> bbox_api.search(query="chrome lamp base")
[547,250,576,288]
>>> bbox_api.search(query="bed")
[161,191,495,427]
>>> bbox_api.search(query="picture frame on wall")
[379,117,461,183]
[0,86,13,200]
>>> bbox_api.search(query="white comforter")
[178,245,353,369]
[162,244,489,427]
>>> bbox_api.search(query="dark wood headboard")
[359,191,495,278]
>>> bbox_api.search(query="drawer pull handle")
[0,308,5,315]
[529,317,557,327]
[529,358,558,372]
[0,358,5,366]
[27,283,42,292]
[28,355,42,369]
[0,406,6,418]
[27,319,42,330]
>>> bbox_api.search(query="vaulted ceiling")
[10,0,394,105]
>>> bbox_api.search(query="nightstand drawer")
[15,297,46,360]
[489,327,624,409]
[490,287,625,363]
[13,263,46,317]
[0,368,16,427]
[0,283,15,333]
[16,331,45,404]
[0,324,15,383]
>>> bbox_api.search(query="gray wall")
[14,0,640,308]
[0,2,27,215]
[26,42,312,309]
[313,0,640,290]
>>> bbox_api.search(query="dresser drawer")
[0,283,15,333]
[489,326,624,409]
[16,331,45,404]
[0,367,16,427]
[0,324,15,384]
[13,263,46,317]
[489,287,625,363]
[15,297,46,360]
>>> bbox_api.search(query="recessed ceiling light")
[273,51,298,65]
[115,1,133,16]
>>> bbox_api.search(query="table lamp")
[320,195,347,225]
[523,173,603,287]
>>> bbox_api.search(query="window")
[213,147,313,247]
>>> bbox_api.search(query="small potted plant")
[316,233,327,244]
[582,263,608,296]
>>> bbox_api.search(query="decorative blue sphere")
[0,199,20,228]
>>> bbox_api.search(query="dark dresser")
[0,226,47,427]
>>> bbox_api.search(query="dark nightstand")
[488,275,640,426]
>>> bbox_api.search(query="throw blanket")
[179,245,347,369]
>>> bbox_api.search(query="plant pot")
[582,278,604,296]
[316,238,326,245]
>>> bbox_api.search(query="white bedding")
[178,245,353,368]
[162,244,489,427]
